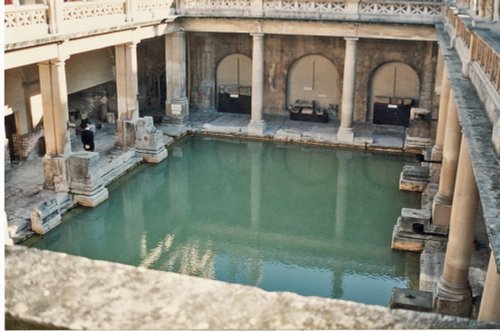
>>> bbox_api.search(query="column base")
[248,120,266,135]
[337,127,354,142]
[165,98,189,125]
[138,148,168,163]
[43,155,69,192]
[432,194,452,226]
[434,278,472,318]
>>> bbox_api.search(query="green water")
[25,136,421,306]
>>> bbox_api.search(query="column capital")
[344,37,359,42]
[251,32,264,38]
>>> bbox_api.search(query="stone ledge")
[5,246,499,330]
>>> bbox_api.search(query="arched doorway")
[216,54,252,114]
[370,62,419,127]
[287,55,340,117]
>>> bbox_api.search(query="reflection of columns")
[478,253,500,322]
[249,142,263,230]
[334,150,351,239]
[431,68,450,167]
[115,42,139,147]
[248,32,266,135]
[434,137,478,317]
[432,94,461,226]
[38,57,71,191]
[165,31,189,124]
[338,37,358,142]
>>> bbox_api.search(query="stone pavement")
[4,109,412,243]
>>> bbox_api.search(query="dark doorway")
[373,101,412,127]
[4,113,16,161]
[217,85,251,114]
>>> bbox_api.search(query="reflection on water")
[25,136,421,306]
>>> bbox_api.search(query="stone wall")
[186,32,437,121]
[6,245,499,330]
[11,129,44,161]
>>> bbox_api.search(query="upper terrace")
[5,0,443,47]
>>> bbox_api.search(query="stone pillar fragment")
[338,37,358,142]
[248,32,266,135]
[434,137,478,318]
[115,42,139,148]
[135,116,168,163]
[165,31,189,124]
[69,152,109,207]
[38,58,71,191]
[432,95,461,226]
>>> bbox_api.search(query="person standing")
[81,122,95,152]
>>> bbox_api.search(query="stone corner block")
[30,198,62,234]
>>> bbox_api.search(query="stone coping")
[5,245,499,330]
[436,23,500,273]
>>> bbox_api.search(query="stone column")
[432,94,461,226]
[248,32,266,135]
[38,57,71,192]
[165,30,189,124]
[478,253,500,322]
[434,137,478,317]
[338,37,358,142]
[115,42,139,148]
[431,68,450,167]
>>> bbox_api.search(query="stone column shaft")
[115,42,139,148]
[478,253,500,322]
[434,137,478,317]
[248,32,266,135]
[432,94,461,226]
[165,31,189,123]
[431,68,450,163]
[38,59,71,157]
[38,58,71,191]
[338,37,358,142]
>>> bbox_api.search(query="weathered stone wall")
[11,129,44,161]
[186,32,437,122]
[137,37,166,109]
[6,245,499,330]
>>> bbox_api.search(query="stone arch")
[216,54,252,114]
[369,62,420,123]
[287,55,340,112]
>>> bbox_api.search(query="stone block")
[43,155,69,192]
[337,128,354,142]
[135,117,168,163]
[73,187,109,207]
[432,202,452,226]
[30,198,62,234]
[68,152,103,194]
[390,288,433,312]
[399,165,430,192]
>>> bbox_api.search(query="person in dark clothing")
[81,122,95,151]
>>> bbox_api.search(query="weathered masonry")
[4,0,500,327]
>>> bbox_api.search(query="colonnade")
[37,30,185,191]
[247,34,358,141]
[430,57,500,321]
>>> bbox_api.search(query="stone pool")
[25,135,421,306]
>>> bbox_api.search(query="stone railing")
[4,0,175,45]
[177,0,443,23]
[444,6,500,129]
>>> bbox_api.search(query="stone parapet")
[6,245,499,330]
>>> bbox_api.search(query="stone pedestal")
[31,198,62,234]
[405,118,432,149]
[390,288,433,312]
[248,120,266,135]
[391,208,448,252]
[434,279,473,317]
[135,116,168,163]
[43,155,69,192]
[337,127,354,142]
[69,152,109,207]
[399,165,430,192]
